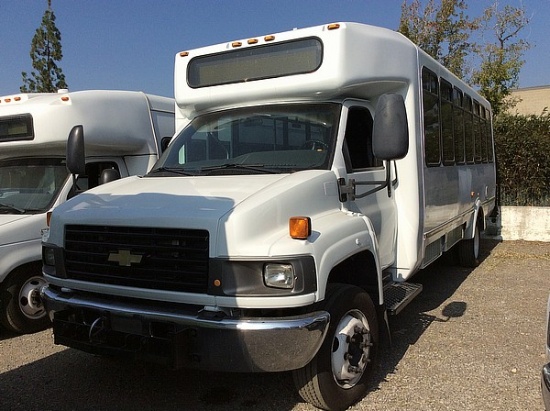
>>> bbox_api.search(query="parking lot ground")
[1,239,549,410]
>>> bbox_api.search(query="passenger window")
[343,107,381,171]
[422,68,441,166]
[453,87,465,165]
[440,80,454,166]
[464,95,475,164]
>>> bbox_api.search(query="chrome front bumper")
[41,285,329,372]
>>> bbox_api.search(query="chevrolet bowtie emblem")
[108,249,143,266]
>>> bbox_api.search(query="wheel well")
[327,251,379,300]
[465,206,486,239]
[477,208,486,231]
[5,261,42,284]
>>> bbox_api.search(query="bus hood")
[0,214,46,246]
[49,171,342,256]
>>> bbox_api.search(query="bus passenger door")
[342,104,397,269]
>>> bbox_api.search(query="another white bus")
[42,23,496,410]
[0,90,174,334]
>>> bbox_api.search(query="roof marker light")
[232,41,242,48]
[248,38,258,45]
[327,23,341,30]
[264,35,275,42]
[179,51,189,57]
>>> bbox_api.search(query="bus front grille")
[64,225,209,293]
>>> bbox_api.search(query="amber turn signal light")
[289,216,311,240]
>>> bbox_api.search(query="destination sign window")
[188,38,323,88]
[0,114,34,142]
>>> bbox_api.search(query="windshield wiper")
[200,163,275,174]
[0,202,25,214]
[149,167,196,176]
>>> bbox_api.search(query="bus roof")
[0,90,174,159]
[174,22,489,118]
[174,23,417,116]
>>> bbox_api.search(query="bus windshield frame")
[150,103,340,176]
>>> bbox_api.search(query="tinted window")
[188,38,323,88]
[422,68,440,166]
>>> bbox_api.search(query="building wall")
[508,85,550,116]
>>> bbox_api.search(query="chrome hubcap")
[331,309,372,388]
[19,276,47,319]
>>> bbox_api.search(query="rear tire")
[293,284,379,411]
[0,268,50,334]
[458,224,481,267]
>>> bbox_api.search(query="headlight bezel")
[208,256,316,297]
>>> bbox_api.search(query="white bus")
[0,90,174,334]
[42,23,495,410]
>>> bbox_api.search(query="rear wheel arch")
[465,202,486,239]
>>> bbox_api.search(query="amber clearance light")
[289,216,311,240]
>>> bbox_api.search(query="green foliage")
[471,4,531,116]
[398,1,530,116]
[493,113,550,206]
[398,0,476,79]
[20,0,67,92]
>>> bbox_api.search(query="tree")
[470,4,531,116]
[398,0,530,115]
[398,0,477,79]
[20,0,68,92]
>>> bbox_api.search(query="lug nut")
[348,365,361,374]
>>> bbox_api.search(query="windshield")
[0,158,69,214]
[149,103,340,176]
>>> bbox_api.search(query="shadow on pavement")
[368,239,501,394]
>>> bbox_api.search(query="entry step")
[383,281,423,315]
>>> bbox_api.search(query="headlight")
[264,263,295,289]
[42,246,56,267]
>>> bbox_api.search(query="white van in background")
[0,89,174,334]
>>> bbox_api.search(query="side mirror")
[372,94,409,160]
[66,125,86,175]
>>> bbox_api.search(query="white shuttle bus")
[42,23,496,410]
[0,90,174,334]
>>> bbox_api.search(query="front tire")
[0,268,49,334]
[458,224,481,267]
[293,284,379,411]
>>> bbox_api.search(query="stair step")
[383,282,423,315]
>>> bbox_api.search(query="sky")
[1,0,549,99]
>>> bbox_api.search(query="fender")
[0,238,42,283]
[464,198,484,239]
[310,210,383,304]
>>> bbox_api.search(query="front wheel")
[0,268,50,334]
[293,284,379,411]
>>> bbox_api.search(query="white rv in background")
[0,90,174,334]
[42,23,496,410]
